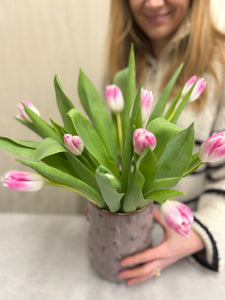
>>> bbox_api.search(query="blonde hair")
[107,0,225,101]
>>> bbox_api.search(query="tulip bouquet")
[0,47,224,237]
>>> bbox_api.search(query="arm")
[191,82,225,272]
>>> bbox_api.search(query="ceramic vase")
[87,202,154,283]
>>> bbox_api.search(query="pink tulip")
[161,200,193,237]
[182,75,197,95]
[105,84,124,113]
[18,101,40,122]
[133,128,157,155]
[141,88,153,125]
[2,171,44,192]
[182,76,206,102]
[199,132,225,163]
[64,134,84,156]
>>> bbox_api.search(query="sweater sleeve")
[191,84,225,272]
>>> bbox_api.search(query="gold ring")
[155,268,161,277]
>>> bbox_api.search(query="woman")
[107,0,225,285]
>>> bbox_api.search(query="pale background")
[0,0,224,214]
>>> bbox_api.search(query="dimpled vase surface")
[87,202,154,283]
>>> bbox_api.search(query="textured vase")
[87,202,154,283]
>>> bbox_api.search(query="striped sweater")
[143,16,225,272]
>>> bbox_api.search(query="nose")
[144,0,165,8]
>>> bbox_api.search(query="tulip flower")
[141,88,153,125]
[182,76,206,102]
[2,171,44,192]
[133,128,157,155]
[105,84,124,113]
[18,101,40,123]
[181,75,197,95]
[199,132,225,163]
[161,200,193,237]
[64,134,84,156]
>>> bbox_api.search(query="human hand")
[118,208,205,285]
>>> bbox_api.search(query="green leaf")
[147,118,182,159]
[135,104,143,129]
[68,108,120,179]
[148,64,183,123]
[121,84,142,191]
[122,166,145,213]
[15,117,46,138]
[35,138,99,190]
[34,137,66,161]
[164,89,182,120]
[121,45,136,142]
[145,189,184,204]
[113,67,129,98]
[65,153,99,190]
[23,104,60,141]
[168,82,197,124]
[182,153,203,177]
[95,166,124,212]
[0,137,38,159]
[138,147,158,194]
[78,70,118,163]
[16,159,105,208]
[42,153,76,176]
[54,75,76,134]
[143,177,181,196]
[50,119,67,141]
[156,123,194,179]
[0,137,38,149]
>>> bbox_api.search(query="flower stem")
[182,160,203,177]
[79,154,96,172]
[116,114,123,158]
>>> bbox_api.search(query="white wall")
[211,0,225,30]
[0,0,110,213]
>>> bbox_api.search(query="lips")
[144,11,172,23]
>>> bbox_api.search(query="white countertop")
[0,213,224,300]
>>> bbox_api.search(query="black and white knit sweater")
[143,16,225,272]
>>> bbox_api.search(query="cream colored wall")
[0,0,110,214]
[0,0,224,214]
[211,0,225,30]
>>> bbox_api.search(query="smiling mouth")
[145,11,172,22]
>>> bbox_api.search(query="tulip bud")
[133,128,157,155]
[18,101,40,123]
[181,75,197,95]
[141,88,153,125]
[2,171,44,192]
[105,84,124,113]
[182,76,206,102]
[64,134,84,156]
[161,200,193,237]
[199,132,225,163]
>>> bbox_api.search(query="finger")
[121,256,179,285]
[120,243,166,267]
[126,271,156,286]
[119,260,159,279]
